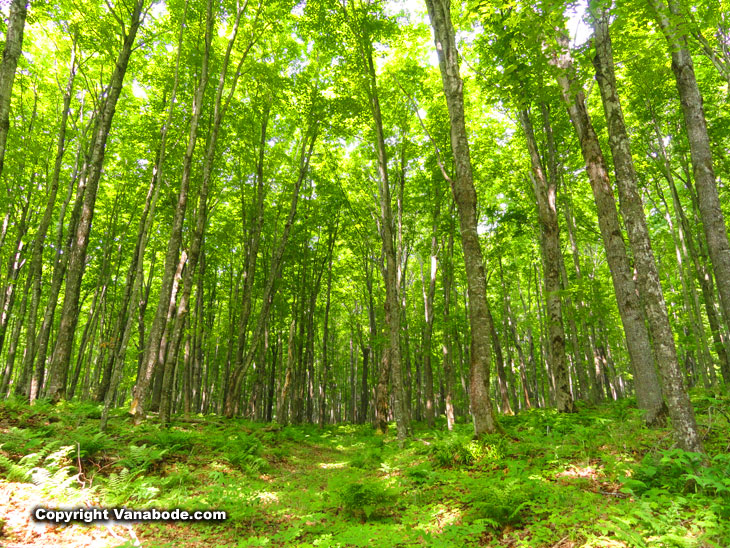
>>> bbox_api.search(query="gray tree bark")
[45,0,146,402]
[131,0,213,422]
[650,0,730,357]
[159,3,255,425]
[591,6,701,451]
[14,41,76,398]
[0,0,28,177]
[425,0,500,436]
[519,107,575,413]
[552,32,666,426]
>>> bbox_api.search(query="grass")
[0,391,729,547]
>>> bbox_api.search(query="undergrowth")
[0,391,728,547]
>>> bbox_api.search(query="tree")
[0,0,28,177]
[425,0,500,436]
[591,1,701,452]
[45,0,148,402]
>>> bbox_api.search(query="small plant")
[119,444,171,473]
[1,426,53,455]
[58,400,102,420]
[101,468,160,506]
[349,447,382,469]
[335,480,399,521]
[140,426,200,453]
[162,462,195,488]
[428,436,487,468]
[624,448,706,494]
[404,462,436,485]
[67,428,116,460]
[0,443,86,504]
[218,433,268,475]
[464,476,540,527]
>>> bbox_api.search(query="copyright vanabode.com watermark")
[33,507,227,524]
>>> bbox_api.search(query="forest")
[0,0,729,545]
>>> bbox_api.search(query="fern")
[217,433,268,475]
[0,453,33,482]
[119,444,170,472]
[335,480,400,521]
[68,428,115,459]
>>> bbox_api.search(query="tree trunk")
[425,0,499,436]
[552,32,666,426]
[159,4,251,425]
[0,0,28,177]
[224,122,318,416]
[487,302,513,415]
[131,0,213,422]
[441,217,456,429]
[650,0,730,356]
[591,7,702,452]
[356,21,409,440]
[318,220,338,428]
[46,0,146,402]
[519,107,575,413]
[420,246,438,427]
[14,44,76,397]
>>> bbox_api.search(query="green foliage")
[138,426,200,454]
[0,426,53,455]
[626,448,707,494]
[57,400,102,420]
[2,397,729,546]
[0,442,86,504]
[216,433,268,475]
[0,453,34,482]
[625,449,730,511]
[162,462,195,489]
[101,468,160,506]
[118,444,170,473]
[349,447,382,469]
[426,434,505,469]
[404,462,436,486]
[427,436,480,468]
[68,428,116,459]
[335,480,400,521]
[464,476,541,527]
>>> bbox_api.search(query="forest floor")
[0,393,729,547]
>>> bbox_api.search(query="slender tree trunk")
[234,101,270,380]
[426,0,500,436]
[98,1,187,414]
[591,8,703,451]
[225,122,318,416]
[552,33,666,425]
[0,203,29,363]
[499,259,532,410]
[441,218,456,429]
[318,221,338,428]
[420,248,438,427]
[278,317,297,425]
[46,0,146,402]
[650,0,730,349]
[159,4,252,424]
[487,302,513,415]
[28,168,81,402]
[0,270,29,394]
[131,0,213,422]
[0,0,28,177]
[649,110,730,384]
[356,24,408,440]
[519,107,575,413]
[14,45,76,397]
